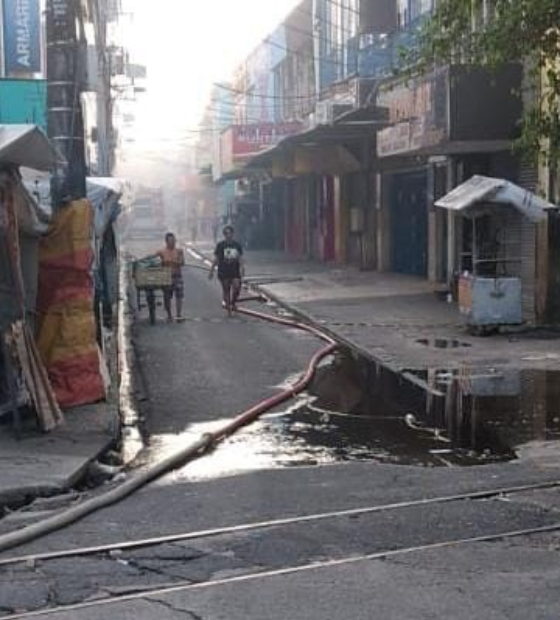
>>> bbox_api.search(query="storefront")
[246,124,371,263]
[376,64,523,283]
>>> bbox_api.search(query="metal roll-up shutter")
[518,163,539,322]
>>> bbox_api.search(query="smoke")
[115,0,301,192]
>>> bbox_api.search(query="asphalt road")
[2,244,560,619]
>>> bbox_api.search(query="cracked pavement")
[2,249,560,618]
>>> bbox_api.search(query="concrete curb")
[117,252,145,464]
[251,282,406,375]
[188,244,448,397]
[189,244,408,369]
[0,402,119,507]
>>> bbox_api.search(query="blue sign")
[3,0,41,76]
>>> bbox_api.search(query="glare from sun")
[122,0,301,155]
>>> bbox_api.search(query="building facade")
[198,0,558,323]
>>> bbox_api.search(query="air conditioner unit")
[313,101,354,126]
[313,101,330,125]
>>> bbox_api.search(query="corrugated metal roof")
[435,175,556,222]
[0,125,63,171]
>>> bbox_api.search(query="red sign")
[221,122,303,173]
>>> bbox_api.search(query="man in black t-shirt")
[209,226,245,311]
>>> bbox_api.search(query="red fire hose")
[210,305,337,442]
[0,295,337,554]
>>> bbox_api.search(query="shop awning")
[435,175,557,223]
[0,125,63,171]
[245,123,370,177]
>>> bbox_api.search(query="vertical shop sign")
[3,0,41,76]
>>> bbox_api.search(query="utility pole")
[89,0,114,176]
[45,0,87,205]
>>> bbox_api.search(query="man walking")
[158,232,185,322]
[209,225,244,313]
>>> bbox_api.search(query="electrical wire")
[212,82,316,102]
[263,34,348,69]
[201,2,382,108]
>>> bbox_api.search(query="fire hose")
[0,297,337,554]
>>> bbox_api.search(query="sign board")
[220,122,303,174]
[377,68,448,157]
[47,0,75,42]
[3,0,41,76]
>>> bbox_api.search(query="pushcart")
[132,260,172,325]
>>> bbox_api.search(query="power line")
[198,2,366,121]
[212,82,316,102]
[201,102,280,116]
[263,35,346,68]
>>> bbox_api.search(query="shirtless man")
[157,232,185,322]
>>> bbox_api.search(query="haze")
[118,0,301,184]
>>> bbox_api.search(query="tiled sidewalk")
[240,251,560,373]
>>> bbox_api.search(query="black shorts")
[218,271,241,282]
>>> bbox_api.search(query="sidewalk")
[0,323,122,507]
[240,250,560,373]
[0,402,118,506]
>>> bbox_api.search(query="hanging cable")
[212,82,316,102]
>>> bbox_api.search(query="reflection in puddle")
[138,353,560,481]
[397,366,560,460]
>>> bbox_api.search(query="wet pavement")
[135,356,560,479]
[3,240,560,619]
[127,244,560,479]
[235,250,560,375]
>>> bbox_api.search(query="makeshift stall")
[36,198,108,409]
[0,125,64,432]
[436,175,556,330]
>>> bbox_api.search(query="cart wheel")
[147,290,156,325]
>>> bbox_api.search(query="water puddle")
[138,353,560,481]
[404,366,560,457]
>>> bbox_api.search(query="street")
[1,0,560,617]
[2,250,560,619]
